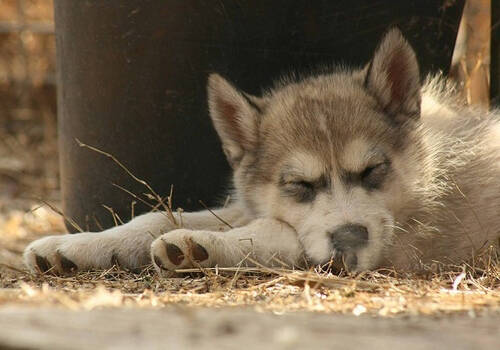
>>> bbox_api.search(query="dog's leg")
[23,205,249,274]
[151,218,304,272]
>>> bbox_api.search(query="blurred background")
[0,0,57,214]
[0,0,492,214]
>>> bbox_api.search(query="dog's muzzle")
[327,223,369,270]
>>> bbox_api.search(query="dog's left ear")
[207,74,263,168]
[364,28,421,122]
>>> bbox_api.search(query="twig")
[198,200,233,229]
[131,201,136,219]
[102,205,124,226]
[37,198,83,233]
[0,263,28,274]
[76,139,178,226]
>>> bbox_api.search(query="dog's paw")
[24,232,150,275]
[151,229,223,273]
[23,235,79,274]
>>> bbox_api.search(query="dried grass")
[0,205,498,317]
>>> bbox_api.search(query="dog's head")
[207,29,423,271]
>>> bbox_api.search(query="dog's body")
[24,30,500,274]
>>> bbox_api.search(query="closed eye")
[360,165,378,179]
[279,171,329,203]
[360,161,390,189]
[281,179,317,203]
[292,180,314,190]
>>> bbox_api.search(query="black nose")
[330,224,369,252]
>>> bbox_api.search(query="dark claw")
[60,255,78,273]
[344,253,358,271]
[111,253,121,268]
[153,255,167,270]
[35,255,51,273]
[191,243,209,262]
[165,243,184,265]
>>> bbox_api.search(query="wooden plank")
[0,307,498,350]
[492,0,500,105]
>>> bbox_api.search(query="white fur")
[151,218,302,273]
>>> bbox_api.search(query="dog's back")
[387,77,500,268]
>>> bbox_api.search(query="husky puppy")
[24,29,500,274]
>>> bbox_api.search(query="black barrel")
[54,0,464,232]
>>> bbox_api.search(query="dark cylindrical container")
[54,0,464,232]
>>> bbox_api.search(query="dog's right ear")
[364,28,421,123]
[207,74,263,168]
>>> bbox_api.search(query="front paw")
[23,232,147,275]
[151,229,216,273]
[23,236,78,274]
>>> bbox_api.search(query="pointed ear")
[364,29,421,122]
[207,74,263,168]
